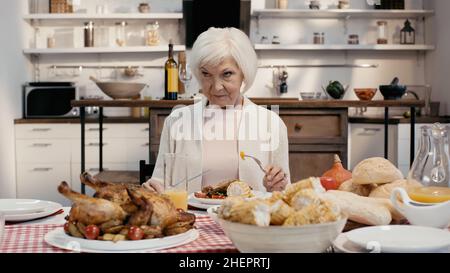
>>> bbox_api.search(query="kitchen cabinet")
[14,123,151,203]
[349,123,398,170]
[349,122,450,177]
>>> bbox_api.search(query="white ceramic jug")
[390,187,450,229]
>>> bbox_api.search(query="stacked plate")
[333,225,450,253]
[0,199,62,222]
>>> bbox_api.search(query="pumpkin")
[322,154,352,187]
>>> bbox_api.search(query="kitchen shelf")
[23,45,186,54]
[252,9,434,19]
[254,44,435,51]
[23,13,183,20]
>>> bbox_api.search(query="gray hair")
[190,27,258,92]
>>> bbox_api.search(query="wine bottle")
[164,40,178,100]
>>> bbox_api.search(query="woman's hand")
[142,179,164,193]
[263,165,288,192]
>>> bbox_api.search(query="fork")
[242,154,267,174]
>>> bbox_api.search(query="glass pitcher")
[408,123,450,203]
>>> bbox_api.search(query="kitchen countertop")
[16,99,426,124]
[70,98,425,108]
[349,115,450,124]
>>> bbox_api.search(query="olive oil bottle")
[164,40,178,100]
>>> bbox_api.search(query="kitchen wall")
[0,1,30,198]
[29,0,432,118]
[425,0,450,115]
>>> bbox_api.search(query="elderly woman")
[143,27,290,193]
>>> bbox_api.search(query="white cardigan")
[150,96,291,193]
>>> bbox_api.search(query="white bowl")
[215,215,347,253]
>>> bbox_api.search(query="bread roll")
[322,190,392,226]
[368,179,422,199]
[338,179,375,197]
[352,157,403,185]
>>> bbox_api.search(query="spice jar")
[271,35,280,44]
[138,3,150,13]
[47,35,56,48]
[115,21,127,47]
[377,21,388,44]
[146,21,160,46]
[348,34,359,45]
[313,33,325,44]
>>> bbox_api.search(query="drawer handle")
[88,128,108,131]
[88,168,109,172]
[33,168,53,172]
[32,143,52,147]
[32,128,51,132]
[143,143,150,147]
[87,143,108,146]
[143,128,150,132]
[294,123,303,132]
[363,128,381,132]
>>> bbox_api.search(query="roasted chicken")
[58,181,128,225]
[80,172,138,214]
[58,173,196,239]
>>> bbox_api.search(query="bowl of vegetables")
[322,81,349,100]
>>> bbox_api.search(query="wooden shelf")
[23,45,186,54]
[254,44,435,51]
[23,13,183,20]
[252,9,434,19]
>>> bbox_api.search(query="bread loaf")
[322,190,392,226]
[368,179,422,199]
[352,157,403,185]
[338,179,375,196]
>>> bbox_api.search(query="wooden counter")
[71,98,425,108]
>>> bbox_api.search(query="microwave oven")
[23,82,79,118]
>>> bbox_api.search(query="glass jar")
[146,21,160,46]
[313,33,324,44]
[115,21,127,47]
[348,34,359,45]
[377,21,388,44]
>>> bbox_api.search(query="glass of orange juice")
[163,153,188,211]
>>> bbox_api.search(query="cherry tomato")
[194,192,207,198]
[63,222,70,234]
[128,226,145,241]
[320,176,340,191]
[85,225,100,240]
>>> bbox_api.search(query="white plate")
[333,233,371,253]
[188,194,216,210]
[4,201,62,222]
[345,225,450,253]
[45,227,199,253]
[0,199,49,215]
[191,190,267,205]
